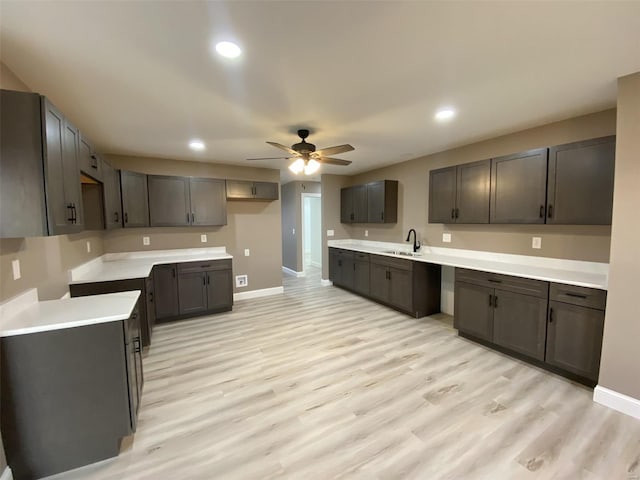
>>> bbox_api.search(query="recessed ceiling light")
[189,140,205,151]
[215,41,242,59]
[435,108,456,121]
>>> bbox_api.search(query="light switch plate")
[327,229,335,237]
[143,236,150,246]
[200,234,207,243]
[532,237,542,249]
[292,228,295,235]
[235,274,248,288]
[244,249,250,256]
[442,233,452,243]
[86,241,91,253]
[11,259,21,280]
[365,230,369,237]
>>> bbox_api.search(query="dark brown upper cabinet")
[367,180,398,223]
[547,136,615,225]
[120,170,149,228]
[340,185,367,223]
[226,180,279,200]
[102,161,123,230]
[429,160,490,224]
[490,148,548,224]
[148,176,227,227]
[1,90,86,237]
[78,134,103,182]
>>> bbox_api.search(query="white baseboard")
[233,286,284,301]
[320,279,333,286]
[1,466,13,480]
[282,266,305,277]
[593,385,640,420]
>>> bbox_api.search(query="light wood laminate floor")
[50,268,640,479]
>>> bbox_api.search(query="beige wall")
[1,60,30,92]
[320,174,353,279]
[343,109,615,263]
[103,155,283,293]
[598,72,640,401]
[281,181,321,272]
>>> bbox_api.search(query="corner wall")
[597,72,640,412]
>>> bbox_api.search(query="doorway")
[301,193,322,272]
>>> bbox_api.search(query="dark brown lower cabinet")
[330,248,440,318]
[177,259,233,318]
[454,269,607,386]
[1,306,142,480]
[153,264,180,320]
[70,278,154,348]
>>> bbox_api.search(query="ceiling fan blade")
[266,141,300,156]
[312,144,354,157]
[316,157,352,166]
[246,156,292,161]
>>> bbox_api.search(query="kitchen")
[0,0,640,478]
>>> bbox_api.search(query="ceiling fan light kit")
[248,129,355,176]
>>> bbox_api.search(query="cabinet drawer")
[330,248,355,259]
[549,283,606,310]
[455,268,548,298]
[177,259,232,274]
[370,254,413,271]
[354,252,370,262]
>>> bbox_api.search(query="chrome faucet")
[406,228,421,252]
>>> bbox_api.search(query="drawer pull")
[494,295,498,308]
[488,294,493,307]
[488,279,502,283]
[200,264,211,268]
[565,292,587,299]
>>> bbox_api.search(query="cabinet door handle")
[187,213,190,223]
[488,279,502,284]
[547,205,553,219]
[72,204,77,224]
[191,213,195,223]
[90,154,98,168]
[451,208,455,219]
[549,307,554,323]
[539,205,544,218]
[133,337,141,353]
[494,295,498,308]
[149,291,154,302]
[67,203,74,223]
[200,264,211,268]
[489,294,493,307]
[207,274,210,285]
[455,208,459,219]
[114,211,119,223]
[203,275,206,286]
[380,212,384,221]
[124,212,128,224]
[565,292,587,299]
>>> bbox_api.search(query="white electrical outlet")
[327,229,335,237]
[11,259,21,280]
[292,228,295,235]
[235,274,248,288]
[86,241,91,253]
[532,237,542,249]
[365,230,369,237]
[200,234,207,243]
[244,249,250,256]
[442,233,452,243]
[143,236,150,246]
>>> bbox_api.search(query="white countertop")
[0,289,141,337]
[69,247,233,284]
[328,240,609,290]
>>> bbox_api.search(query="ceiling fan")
[247,129,354,175]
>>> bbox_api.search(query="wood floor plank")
[47,267,640,480]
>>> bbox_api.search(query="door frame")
[301,192,322,272]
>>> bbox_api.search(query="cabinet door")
[456,160,490,224]
[547,137,615,225]
[388,267,413,312]
[206,269,233,311]
[369,262,389,303]
[62,119,84,232]
[340,256,355,290]
[120,170,149,227]
[493,290,547,360]
[148,175,190,226]
[226,180,254,199]
[178,272,208,315]
[429,166,456,223]
[546,301,605,381]
[352,184,368,223]
[367,181,385,223]
[329,249,341,284]
[454,282,494,341]
[42,99,71,235]
[491,148,548,224]
[103,162,122,229]
[153,264,179,319]
[190,178,227,226]
[340,187,354,223]
[78,134,102,181]
[253,182,279,200]
[353,260,370,296]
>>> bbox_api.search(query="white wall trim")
[320,279,333,287]
[593,385,640,420]
[233,286,284,301]
[1,466,13,480]
[282,266,305,277]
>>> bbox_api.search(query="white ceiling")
[2,1,639,183]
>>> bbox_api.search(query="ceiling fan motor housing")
[292,141,316,154]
